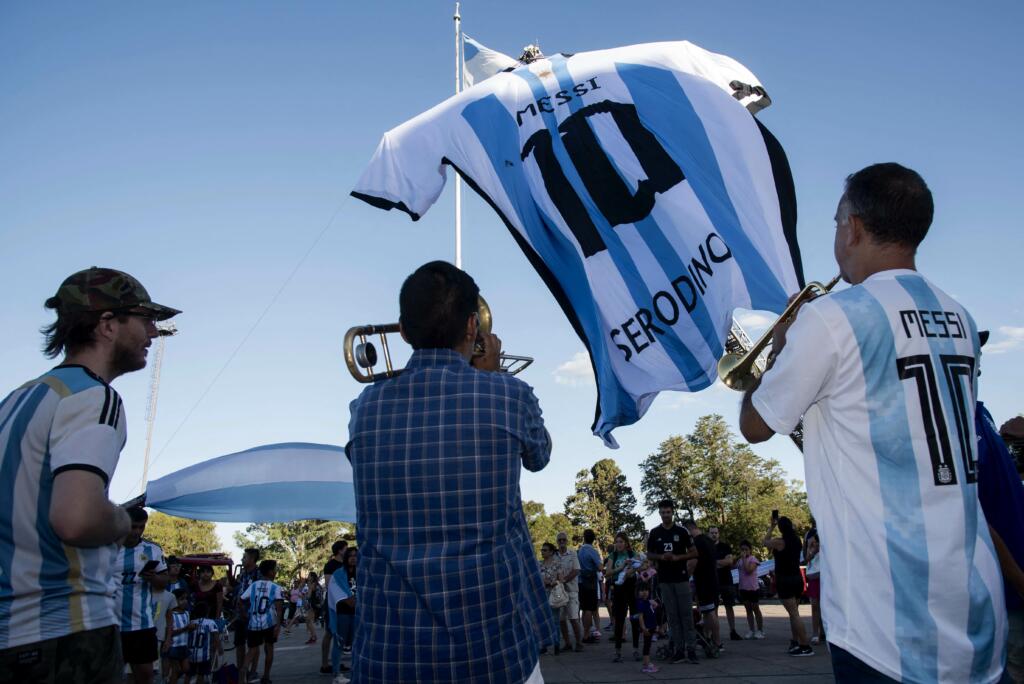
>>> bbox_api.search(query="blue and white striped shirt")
[346,348,556,684]
[114,540,166,632]
[170,609,190,647]
[0,365,127,649]
[753,269,1006,682]
[240,579,283,631]
[188,617,219,663]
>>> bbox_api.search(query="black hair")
[541,542,557,555]
[258,559,277,577]
[843,163,933,248]
[172,588,188,599]
[192,602,209,619]
[307,571,318,583]
[777,516,796,538]
[127,507,148,524]
[399,261,479,350]
[244,548,261,561]
[657,498,675,511]
[583,529,596,544]
[40,298,129,359]
[331,540,348,556]
[740,540,752,549]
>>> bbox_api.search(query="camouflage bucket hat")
[54,267,181,321]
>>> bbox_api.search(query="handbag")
[549,582,569,609]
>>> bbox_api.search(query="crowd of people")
[535,502,825,675]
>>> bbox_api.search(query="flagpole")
[454,2,463,268]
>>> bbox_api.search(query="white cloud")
[735,312,773,329]
[553,351,595,386]
[986,326,1024,354]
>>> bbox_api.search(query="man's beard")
[111,338,146,375]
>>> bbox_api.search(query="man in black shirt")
[320,540,348,674]
[709,526,742,641]
[645,499,698,664]
[685,520,720,656]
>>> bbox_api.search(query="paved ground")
[223,603,834,683]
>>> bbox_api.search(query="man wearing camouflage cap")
[0,267,179,683]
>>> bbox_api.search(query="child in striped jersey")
[185,602,222,684]
[162,589,191,684]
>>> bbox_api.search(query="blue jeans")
[332,613,354,675]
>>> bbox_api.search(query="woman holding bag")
[540,543,566,656]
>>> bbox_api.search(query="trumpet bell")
[717,352,757,392]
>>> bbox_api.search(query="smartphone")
[141,560,160,574]
[771,509,779,521]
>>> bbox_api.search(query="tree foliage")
[233,520,355,581]
[523,500,575,558]
[144,511,221,557]
[563,458,645,546]
[639,414,811,552]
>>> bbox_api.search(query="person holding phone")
[115,506,170,684]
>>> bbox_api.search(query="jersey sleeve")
[48,385,125,487]
[751,303,838,436]
[151,545,167,574]
[350,108,452,221]
[239,585,252,601]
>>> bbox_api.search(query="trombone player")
[345,260,555,684]
[738,164,1006,682]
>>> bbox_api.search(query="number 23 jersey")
[752,269,1006,683]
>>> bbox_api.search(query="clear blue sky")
[2,1,1022,558]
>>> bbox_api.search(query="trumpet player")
[345,260,555,684]
[739,164,1006,683]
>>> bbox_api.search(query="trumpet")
[343,296,534,383]
[718,274,842,392]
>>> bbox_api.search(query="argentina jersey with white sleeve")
[241,579,283,631]
[0,365,127,649]
[752,269,1006,683]
[114,540,167,632]
[351,41,802,447]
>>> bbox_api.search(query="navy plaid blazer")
[346,348,556,683]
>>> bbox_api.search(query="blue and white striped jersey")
[187,617,219,662]
[114,540,166,632]
[0,365,127,649]
[352,41,802,447]
[240,579,283,631]
[753,269,1006,683]
[169,609,190,648]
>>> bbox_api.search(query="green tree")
[233,520,355,580]
[523,500,575,558]
[563,458,645,546]
[145,511,221,557]
[639,415,811,552]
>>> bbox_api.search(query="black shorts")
[246,627,277,648]
[578,580,598,612]
[0,625,122,684]
[718,583,737,607]
[192,659,212,675]
[694,580,718,611]
[738,589,760,604]
[121,627,158,665]
[776,575,805,600]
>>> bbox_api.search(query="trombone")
[343,296,534,383]
[718,274,842,392]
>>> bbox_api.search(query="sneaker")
[730,630,743,641]
[789,639,798,650]
[743,630,755,639]
[320,666,333,675]
[612,651,623,663]
[332,675,349,684]
[641,663,660,673]
[790,645,814,657]
[686,650,699,664]
[581,636,598,644]
[709,645,720,659]
[633,649,641,661]
[810,636,820,645]
[305,636,317,645]
[671,650,687,664]
[716,642,724,651]
[754,630,765,640]
[590,629,602,639]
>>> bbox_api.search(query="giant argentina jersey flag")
[352,41,803,445]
